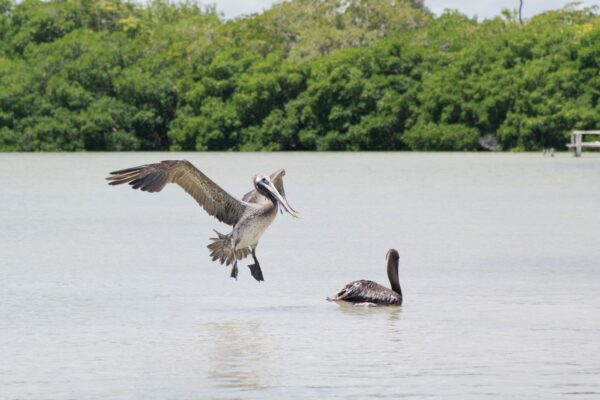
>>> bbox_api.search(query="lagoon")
[1,152,599,399]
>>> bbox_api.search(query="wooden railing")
[567,130,600,157]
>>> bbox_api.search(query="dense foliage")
[0,0,598,151]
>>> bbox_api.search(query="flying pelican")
[327,249,402,306]
[106,160,298,281]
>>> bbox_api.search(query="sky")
[215,0,600,20]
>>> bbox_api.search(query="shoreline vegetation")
[0,0,598,152]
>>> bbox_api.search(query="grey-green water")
[1,153,599,399]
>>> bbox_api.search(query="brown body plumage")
[328,249,402,306]
[106,160,298,281]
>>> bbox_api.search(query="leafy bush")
[403,122,480,150]
[0,0,598,151]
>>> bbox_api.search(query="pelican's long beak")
[258,181,299,218]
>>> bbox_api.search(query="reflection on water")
[332,301,402,320]
[1,153,600,399]
[204,322,271,391]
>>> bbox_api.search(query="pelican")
[106,160,298,281]
[327,249,402,306]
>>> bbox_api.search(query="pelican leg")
[230,261,238,280]
[230,248,238,280]
[247,247,264,282]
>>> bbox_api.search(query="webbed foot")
[247,263,264,282]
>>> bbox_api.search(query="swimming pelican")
[106,160,298,281]
[327,249,402,306]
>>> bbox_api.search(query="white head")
[254,174,298,217]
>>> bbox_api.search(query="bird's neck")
[265,192,277,206]
[387,257,401,295]
[257,187,278,206]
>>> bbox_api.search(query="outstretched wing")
[242,168,287,204]
[106,160,246,226]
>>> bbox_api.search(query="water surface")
[1,153,599,399]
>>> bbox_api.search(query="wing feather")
[329,280,401,305]
[106,160,246,226]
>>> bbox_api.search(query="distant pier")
[567,130,600,157]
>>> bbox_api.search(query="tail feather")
[207,230,250,266]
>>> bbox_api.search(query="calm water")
[1,153,599,399]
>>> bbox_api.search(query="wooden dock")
[567,130,600,157]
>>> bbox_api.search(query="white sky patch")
[213,0,279,18]
[426,0,599,20]
[213,0,600,20]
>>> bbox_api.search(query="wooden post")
[568,130,600,156]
